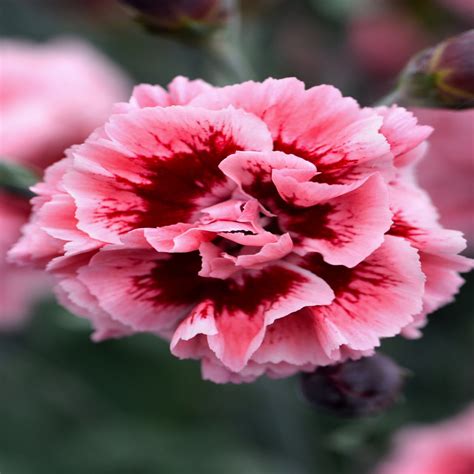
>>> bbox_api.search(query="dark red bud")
[119,0,234,37]
[300,353,406,418]
[398,29,474,109]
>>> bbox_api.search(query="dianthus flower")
[0,38,129,170]
[373,405,474,474]
[10,77,472,382]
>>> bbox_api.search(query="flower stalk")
[120,0,253,84]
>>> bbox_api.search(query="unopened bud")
[397,29,474,109]
[120,0,234,37]
[300,353,405,418]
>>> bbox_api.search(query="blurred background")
[0,1,473,473]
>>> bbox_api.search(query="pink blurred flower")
[349,11,429,78]
[412,109,474,247]
[374,405,474,474]
[10,77,472,382]
[0,38,129,170]
[0,38,129,329]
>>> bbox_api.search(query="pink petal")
[129,84,169,108]
[273,170,369,206]
[251,308,334,367]
[200,199,261,223]
[78,248,205,334]
[200,357,314,384]
[191,77,307,135]
[219,150,316,205]
[8,158,74,268]
[198,242,239,279]
[282,174,392,267]
[303,235,425,358]
[198,233,294,279]
[376,105,432,165]
[235,233,294,268]
[403,252,474,338]
[125,77,213,110]
[143,220,268,254]
[8,220,65,268]
[193,79,391,185]
[171,262,334,372]
[388,181,467,255]
[64,106,273,244]
[166,76,214,105]
[55,277,134,341]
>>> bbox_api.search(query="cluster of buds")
[397,29,474,109]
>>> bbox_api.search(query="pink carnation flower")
[412,109,474,248]
[373,405,474,474]
[0,38,129,329]
[349,11,429,78]
[9,77,472,382]
[0,38,129,170]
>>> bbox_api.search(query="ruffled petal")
[388,180,466,255]
[376,105,432,165]
[64,106,273,244]
[402,252,474,338]
[78,248,204,334]
[124,76,214,110]
[219,150,316,206]
[193,79,391,185]
[198,233,294,279]
[302,235,425,358]
[281,174,392,267]
[251,308,334,367]
[55,277,134,341]
[171,262,334,372]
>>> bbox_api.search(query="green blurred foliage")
[0,161,38,197]
[0,1,472,473]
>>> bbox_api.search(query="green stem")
[374,88,405,107]
[205,34,253,84]
[202,0,254,84]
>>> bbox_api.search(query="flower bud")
[398,29,474,109]
[120,0,234,37]
[300,354,405,417]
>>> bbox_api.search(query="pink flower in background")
[0,39,129,170]
[349,11,429,78]
[10,77,472,383]
[0,38,129,329]
[373,405,474,474]
[412,109,474,248]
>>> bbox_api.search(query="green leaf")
[0,160,39,197]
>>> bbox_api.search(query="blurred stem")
[375,88,404,107]
[205,32,253,84]
[201,0,254,84]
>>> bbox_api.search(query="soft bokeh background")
[0,1,473,473]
